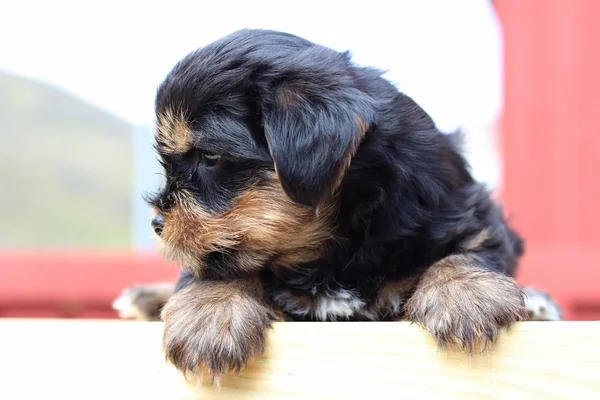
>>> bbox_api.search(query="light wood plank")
[0,319,598,399]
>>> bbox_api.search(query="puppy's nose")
[151,214,165,236]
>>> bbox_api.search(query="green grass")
[0,71,134,247]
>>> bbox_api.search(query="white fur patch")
[272,289,365,321]
[315,290,365,320]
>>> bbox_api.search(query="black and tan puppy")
[144,29,530,383]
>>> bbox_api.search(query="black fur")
[151,28,524,319]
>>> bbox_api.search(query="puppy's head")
[146,29,377,277]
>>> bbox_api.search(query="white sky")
[1,0,502,132]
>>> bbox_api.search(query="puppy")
[144,28,531,384]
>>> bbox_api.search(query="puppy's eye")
[200,153,221,167]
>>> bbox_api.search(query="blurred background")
[0,0,598,320]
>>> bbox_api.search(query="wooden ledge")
[0,319,598,399]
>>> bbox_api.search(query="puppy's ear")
[261,52,376,208]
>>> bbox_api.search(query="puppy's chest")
[269,280,415,321]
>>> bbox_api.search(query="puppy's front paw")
[161,282,275,385]
[405,260,528,352]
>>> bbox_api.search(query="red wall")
[0,252,178,318]
[496,0,600,320]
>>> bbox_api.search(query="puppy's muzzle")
[152,213,165,236]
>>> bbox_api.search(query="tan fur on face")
[160,176,335,273]
[156,109,193,154]
[161,277,277,386]
[404,254,528,352]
